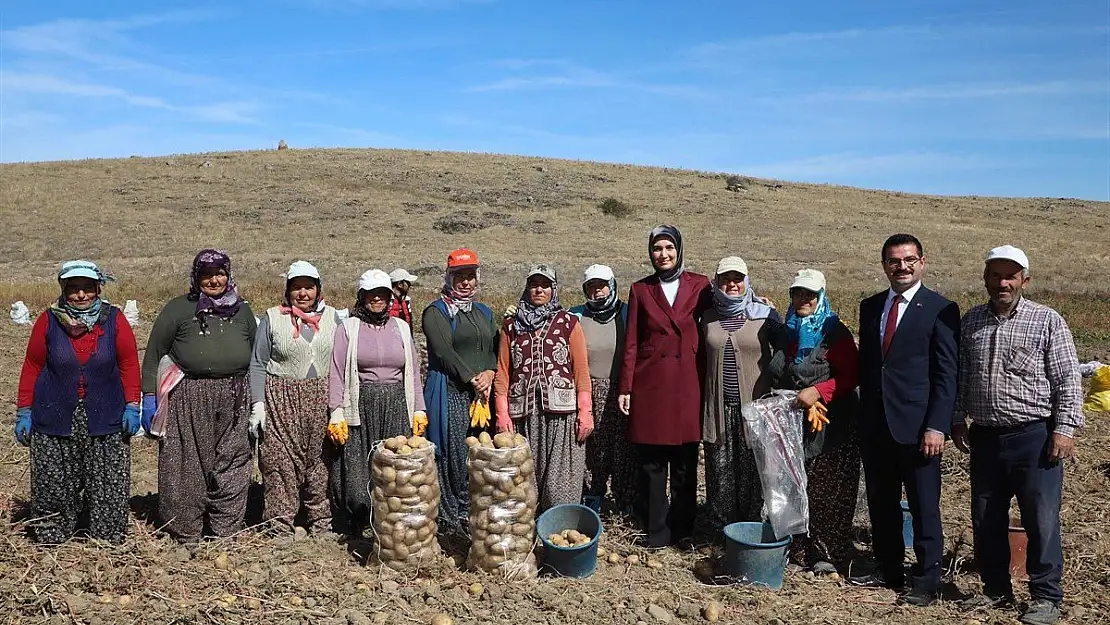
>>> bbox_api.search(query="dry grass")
[1,148,1109,624]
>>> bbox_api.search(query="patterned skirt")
[789,440,861,569]
[437,385,478,533]
[260,376,330,530]
[515,391,586,513]
[583,377,636,512]
[328,381,408,535]
[30,402,130,544]
[704,400,763,529]
[158,375,252,543]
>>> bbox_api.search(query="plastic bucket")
[722,522,792,590]
[536,504,603,578]
[901,500,913,548]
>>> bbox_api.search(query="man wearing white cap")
[951,246,1082,625]
[388,269,418,331]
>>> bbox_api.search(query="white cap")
[389,268,418,284]
[583,264,614,284]
[985,245,1029,270]
[357,269,392,293]
[715,256,749,276]
[285,260,320,281]
[58,260,104,282]
[789,268,826,293]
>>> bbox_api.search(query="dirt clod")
[647,604,673,623]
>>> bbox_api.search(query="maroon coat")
[619,271,713,445]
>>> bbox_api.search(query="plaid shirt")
[955,297,1083,436]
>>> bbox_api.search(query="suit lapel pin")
[915,303,922,308]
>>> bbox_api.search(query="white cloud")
[787,80,1109,103]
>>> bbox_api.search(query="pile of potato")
[546,529,592,548]
[370,435,441,571]
[465,431,539,579]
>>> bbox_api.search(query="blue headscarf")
[785,289,837,363]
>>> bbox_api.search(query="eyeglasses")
[883,256,921,269]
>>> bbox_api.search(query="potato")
[407,435,423,448]
[395,485,418,498]
[478,431,493,446]
[519,458,534,476]
[513,433,527,447]
[493,431,515,449]
[509,449,528,465]
[466,436,480,447]
[511,523,532,537]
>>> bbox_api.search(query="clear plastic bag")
[741,390,809,540]
[466,433,539,580]
[369,436,442,571]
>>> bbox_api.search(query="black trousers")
[634,442,699,547]
[970,421,1063,603]
[860,417,943,591]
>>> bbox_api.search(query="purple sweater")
[328,318,425,412]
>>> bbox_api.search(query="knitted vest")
[32,307,125,437]
[264,306,337,379]
[766,321,859,458]
[506,310,578,418]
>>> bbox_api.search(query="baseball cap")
[789,268,826,293]
[58,260,106,283]
[715,256,749,277]
[447,248,479,269]
[357,269,392,293]
[985,245,1029,270]
[582,264,614,284]
[389,268,418,284]
[527,263,558,284]
[285,260,321,281]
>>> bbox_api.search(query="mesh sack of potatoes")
[465,431,539,580]
[370,435,442,571]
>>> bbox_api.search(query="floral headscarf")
[187,249,242,330]
[49,260,114,337]
[514,265,562,334]
[440,266,479,318]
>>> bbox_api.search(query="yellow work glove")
[327,409,349,446]
[412,411,428,436]
[469,398,491,428]
[806,402,830,433]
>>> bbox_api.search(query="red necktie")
[882,296,901,356]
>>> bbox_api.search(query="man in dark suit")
[849,234,960,606]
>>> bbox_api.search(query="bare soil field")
[0,148,1108,624]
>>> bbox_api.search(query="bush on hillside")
[599,198,633,218]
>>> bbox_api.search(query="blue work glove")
[122,403,141,437]
[14,407,32,446]
[141,394,157,436]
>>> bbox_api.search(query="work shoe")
[1019,599,1062,625]
[897,587,939,607]
[848,570,904,589]
[958,593,1015,611]
[812,561,838,575]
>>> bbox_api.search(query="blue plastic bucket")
[901,500,913,548]
[536,504,603,578]
[722,522,792,590]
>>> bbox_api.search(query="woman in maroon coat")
[618,225,712,547]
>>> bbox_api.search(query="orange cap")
[447,248,479,269]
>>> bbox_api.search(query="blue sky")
[1,0,1108,199]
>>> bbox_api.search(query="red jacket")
[389,296,414,329]
[619,272,712,445]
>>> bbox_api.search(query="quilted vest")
[506,310,578,418]
[264,305,337,380]
[32,307,125,437]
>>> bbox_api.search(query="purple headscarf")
[188,249,242,325]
